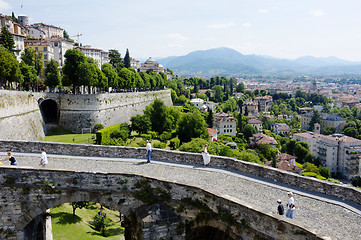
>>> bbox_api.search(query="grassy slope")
[43,127,96,144]
[51,203,124,240]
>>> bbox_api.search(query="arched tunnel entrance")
[39,99,58,123]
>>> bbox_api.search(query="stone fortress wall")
[0,89,172,139]
[1,140,360,207]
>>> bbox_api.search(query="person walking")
[1,152,18,165]
[202,144,210,166]
[39,148,48,167]
[277,199,284,215]
[146,140,152,163]
[285,192,295,219]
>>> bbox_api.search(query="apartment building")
[0,14,27,61]
[249,118,263,133]
[254,95,273,113]
[47,36,74,66]
[300,112,346,132]
[24,39,54,66]
[214,112,236,136]
[293,124,361,179]
[76,46,109,68]
[32,23,63,38]
[243,101,258,116]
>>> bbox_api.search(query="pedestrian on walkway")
[202,144,210,167]
[146,140,152,163]
[285,192,295,219]
[39,148,48,167]
[1,152,18,165]
[277,199,284,215]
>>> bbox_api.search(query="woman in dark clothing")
[1,152,18,165]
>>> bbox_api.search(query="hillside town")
[1,4,361,240]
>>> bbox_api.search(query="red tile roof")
[208,128,218,137]
[277,153,296,161]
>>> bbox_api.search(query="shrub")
[327,178,341,184]
[160,131,172,142]
[316,175,326,180]
[351,176,361,187]
[169,137,180,150]
[140,134,151,140]
[96,124,121,145]
[91,214,113,237]
[319,166,331,179]
[93,124,104,132]
[302,162,320,175]
[152,140,166,149]
[148,131,158,139]
[302,172,318,177]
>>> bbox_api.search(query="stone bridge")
[0,140,360,240]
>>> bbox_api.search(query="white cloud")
[310,10,325,17]
[207,22,235,29]
[166,33,189,42]
[0,0,11,11]
[242,22,252,27]
[259,9,269,14]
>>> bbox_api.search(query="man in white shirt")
[285,191,295,219]
[146,140,152,163]
[40,148,48,167]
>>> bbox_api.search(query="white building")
[249,118,263,133]
[32,23,63,38]
[190,98,204,109]
[27,26,45,39]
[47,36,74,66]
[0,14,26,61]
[293,124,361,179]
[76,46,109,68]
[214,112,236,136]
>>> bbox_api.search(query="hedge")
[96,124,121,145]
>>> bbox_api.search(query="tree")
[124,48,131,68]
[206,108,214,128]
[294,141,310,163]
[131,114,151,135]
[177,111,208,143]
[102,63,118,90]
[144,99,175,134]
[91,213,112,237]
[0,46,20,88]
[309,110,321,131]
[212,85,224,102]
[20,63,37,90]
[236,82,245,93]
[0,27,15,52]
[319,166,331,179]
[322,126,336,135]
[351,176,361,187]
[108,49,123,69]
[71,201,91,216]
[45,59,60,90]
[243,124,257,140]
[343,127,358,138]
[62,49,86,92]
[21,47,36,66]
[63,30,70,40]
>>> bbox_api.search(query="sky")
[2,0,361,61]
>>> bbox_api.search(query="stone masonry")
[0,166,322,240]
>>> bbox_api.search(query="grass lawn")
[51,203,124,240]
[43,126,96,144]
[44,133,96,144]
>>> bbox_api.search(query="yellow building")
[32,23,63,38]
[24,40,54,67]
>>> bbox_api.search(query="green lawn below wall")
[51,203,124,240]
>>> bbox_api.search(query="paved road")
[1,152,361,240]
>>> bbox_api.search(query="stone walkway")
[2,152,361,240]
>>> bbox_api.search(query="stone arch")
[38,99,59,124]
[186,220,240,240]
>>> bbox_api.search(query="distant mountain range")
[156,47,361,76]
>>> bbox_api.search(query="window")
[230,129,232,132]
[35,47,38,50]
[44,54,48,59]
[54,42,58,47]
[44,47,47,51]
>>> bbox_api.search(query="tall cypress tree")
[207,108,214,128]
[0,27,15,52]
[124,48,131,68]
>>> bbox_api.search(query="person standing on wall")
[39,148,48,167]
[146,140,152,163]
[1,152,18,165]
[285,192,295,219]
[202,144,210,167]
